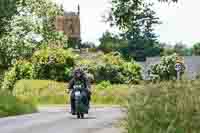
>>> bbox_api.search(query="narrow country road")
[0,106,124,133]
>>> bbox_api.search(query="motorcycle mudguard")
[75,92,89,113]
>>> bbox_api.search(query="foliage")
[158,0,178,2]
[0,91,37,117]
[1,48,76,92]
[95,81,112,90]
[149,54,185,80]
[98,31,128,53]
[0,0,18,17]
[14,80,67,105]
[173,42,192,56]
[0,0,65,68]
[22,0,64,43]
[127,81,200,133]
[0,0,20,38]
[1,60,33,91]
[14,80,130,105]
[32,48,76,81]
[192,42,200,55]
[81,41,96,48]
[0,32,37,67]
[160,43,175,56]
[1,49,140,92]
[161,43,192,56]
[196,74,200,79]
[108,0,162,61]
[93,83,129,105]
[78,52,142,84]
[97,52,142,83]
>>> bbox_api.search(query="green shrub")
[1,60,33,91]
[78,52,142,84]
[32,48,76,81]
[95,64,124,83]
[149,54,185,80]
[0,92,37,117]
[127,81,200,133]
[95,81,112,90]
[1,48,77,92]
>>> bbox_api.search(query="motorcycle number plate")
[74,85,82,89]
[75,91,81,96]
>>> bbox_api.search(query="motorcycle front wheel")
[77,113,84,119]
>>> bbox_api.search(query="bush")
[1,48,77,92]
[1,60,33,91]
[0,92,37,117]
[32,48,76,81]
[127,81,200,133]
[78,52,142,84]
[95,81,112,90]
[149,54,185,80]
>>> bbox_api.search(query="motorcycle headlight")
[75,91,81,96]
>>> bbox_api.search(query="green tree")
[193,42,200,55]
[0,0,65,69]
[0,0,21,37]
[159,0,178,2]
[82,41,96,48]
[161,42,192,56]
[174,42,186,56]
[108,0,162,61]
[98,31,128,53]
[160,43,174,56]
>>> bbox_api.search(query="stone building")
[55,5,81,40]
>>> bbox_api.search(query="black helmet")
[74,68,84,78]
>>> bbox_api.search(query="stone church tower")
[55,5,81,40]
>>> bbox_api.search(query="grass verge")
[0,92,37,117]
[127,81,200,133]
[14,80,130,105]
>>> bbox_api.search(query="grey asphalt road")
[0,106,124,133]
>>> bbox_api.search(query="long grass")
[0,92,37,117]
[127,81,200,133]
[14,80,130,105]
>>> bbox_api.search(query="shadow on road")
[69,116,97,120]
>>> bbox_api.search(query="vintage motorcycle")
[71,84,89,119]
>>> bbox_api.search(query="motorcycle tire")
[77,113,81,119]
[81,113,84,119]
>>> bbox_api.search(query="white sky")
[55,0,200,46]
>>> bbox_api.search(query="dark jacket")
[68,75,91,91]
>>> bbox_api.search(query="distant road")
[0,106,124,133]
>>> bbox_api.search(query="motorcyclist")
[68,68,91,115]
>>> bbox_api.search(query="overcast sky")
[55,0,200,46]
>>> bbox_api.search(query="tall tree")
[98,31,128,53]
[108,0,162,61]
[0,0,65,68]
[174,42,192,56]
[158,0,178,2]
[193,42,200,55]
[0,0,22,37]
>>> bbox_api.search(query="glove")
[88,89,92,94]
[67,90,71,94]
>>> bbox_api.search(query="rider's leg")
[87,90,91,108]
[70,93,75,115]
